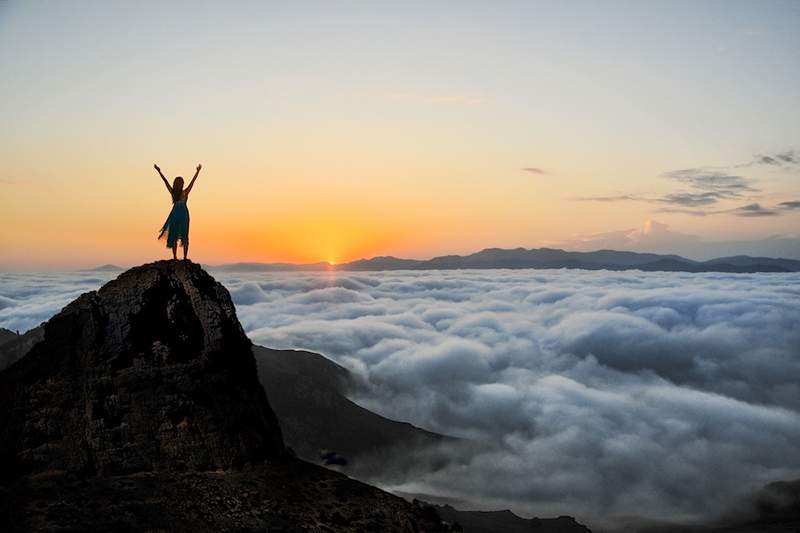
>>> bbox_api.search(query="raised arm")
[154,164,172,193]
[185,163,202,194]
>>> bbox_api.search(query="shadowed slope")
[254,345,452,466]
[0,327,43,371]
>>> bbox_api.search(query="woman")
[154,163,202,260]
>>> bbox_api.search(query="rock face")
[0,261,452,532]
[0,260,284,480]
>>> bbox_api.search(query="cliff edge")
[0,261,451,532]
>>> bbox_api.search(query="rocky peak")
[0,260,284,481]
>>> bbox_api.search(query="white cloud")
[0,271,118,332]
[220,268,800,527]
[1,267,799,528]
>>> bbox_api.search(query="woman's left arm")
[185,163,202,194]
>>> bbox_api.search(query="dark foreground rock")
[0,461,449,532]
[0,261,451,532]
[428,503,591,533]
[0,260,284,478]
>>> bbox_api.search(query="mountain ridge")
[206,247,800,273]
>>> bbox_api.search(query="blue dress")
[158,194,190,248]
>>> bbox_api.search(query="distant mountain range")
[210,247,800,273]
[83,264,125,272]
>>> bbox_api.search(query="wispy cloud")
[658,202,787,218]
[654,207,711,217]
[656,191,734,207]
[575,194,641,202]
[580,193,794,219]
[521,167,547,175]
[739,150,798,168]
[662,169,756,194]
[576,149,800,217]
[733,203,779,217]
[579,191,739,208]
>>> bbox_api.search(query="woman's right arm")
[154,164,172,193]
[185,163,202,194]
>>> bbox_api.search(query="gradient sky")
[1,0,799,269]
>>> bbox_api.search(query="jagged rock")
[0,261,451,532]
[1,462,452,532]
[0,260,284,479]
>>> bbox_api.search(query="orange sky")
[1,2,799,269]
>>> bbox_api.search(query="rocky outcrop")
[0,261,284,480]
[0,261,452,532]
[1,462,450,532]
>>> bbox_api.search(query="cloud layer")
[0,271,118,333]
[1,268,799,528]
[227,269,800,526]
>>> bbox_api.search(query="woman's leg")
[172,245,178,260]
[182,242,189,261]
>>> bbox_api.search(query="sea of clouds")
[2,267,800,528]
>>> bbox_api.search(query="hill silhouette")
[210,247,800,273]
[0,327,43,394]
[254,346,453,469]
[429,504,591,533]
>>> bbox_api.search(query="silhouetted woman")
[154,163,202,260]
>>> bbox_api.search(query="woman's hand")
[196,163,202,172]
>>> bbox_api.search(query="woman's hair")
[171,176,185,201]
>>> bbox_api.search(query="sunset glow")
[1,1,798,269]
